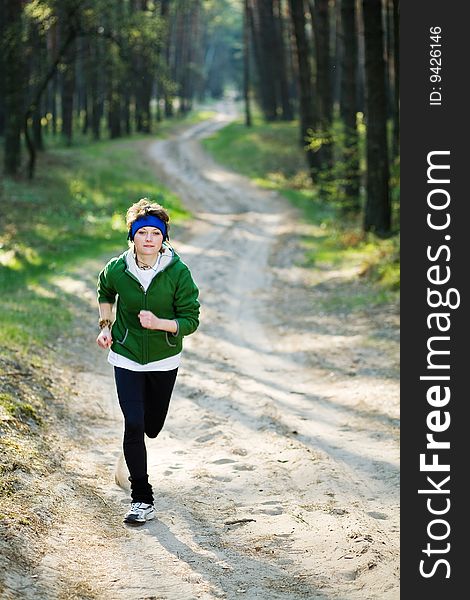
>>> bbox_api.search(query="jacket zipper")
[125,269,167,364]
[123,250,175,364]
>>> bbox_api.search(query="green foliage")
[357,235,400,290]
[305,115,364,209]
[296,211,400,290]
[24,1,55,33]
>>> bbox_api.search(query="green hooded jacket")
[97,246,200,364]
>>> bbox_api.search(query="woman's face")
[133,227,163,255]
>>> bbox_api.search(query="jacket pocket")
[116,328,129,345]
[165,332,178,348]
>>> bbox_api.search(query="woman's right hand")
[96,327,113,349]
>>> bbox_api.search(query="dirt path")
[7,107,399,599]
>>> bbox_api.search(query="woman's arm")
[96,302,114,349]
[99,302,114,322]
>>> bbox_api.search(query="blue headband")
[129,215,167,241]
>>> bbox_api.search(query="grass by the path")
[202,116,400,300]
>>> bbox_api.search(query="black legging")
[114,366,178,504]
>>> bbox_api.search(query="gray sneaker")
[123,502,155,525]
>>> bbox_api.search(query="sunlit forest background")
[1,0,399,233]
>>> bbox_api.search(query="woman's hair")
[126,198,170,243]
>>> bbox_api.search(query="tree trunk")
[0,0,5,137]
[392,0,399,158]
[82,87,89,135]
[160,0,173,117]
[48,23,59,136]
[243,0,253,127]
[61,38,75,146]
[250,0,278,121]
[288,0,320,181]
[30,20,46,152]
[106,2,123,139]
[3,0,25,176]
[87,35,103,140]
[164,1,174,117]
[356,0,365,112]
[362,0,391,234]
[340,0,360,212]
[310,0,333,171]
[273,0,294,121]
[108,86,122,139]
[51,74,58,135]
[32,105,44,152]
[332,0,342,108]
[178,4,192,114]
[121,0,133,135]
[246,0,262,105]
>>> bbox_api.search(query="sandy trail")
[7,107,399,599]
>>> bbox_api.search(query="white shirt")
[107,249,181,372]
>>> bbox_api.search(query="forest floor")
[2,105,399,599]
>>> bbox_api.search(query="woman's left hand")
[138,310,160,330]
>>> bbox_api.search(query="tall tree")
[243,0,253,126]
[121,0,133,134]
[178,1,201,114]
[105,1,123,139]
[273,0,294,120]
[22,2,81,178]
[392,0,399,159]
[47,23,59,137]
[163,0,175,116]
[251,0,278,120]
[340,0,360,212]
[29,17,46,152]
[0,0,5,137]
[134,1,154,133]
[87,33,105,140]
[60,34,76,146]
[309,0,333,170]
[356,0,365,112]
[3,0,25,175]
[288,0,320,181]
[362,0,390,234]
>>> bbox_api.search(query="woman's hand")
[138,310,177,333]
[97,327,113,349]
[138,310,160,330]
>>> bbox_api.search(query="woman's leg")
[114,367,153,504]
[144,368,178,438]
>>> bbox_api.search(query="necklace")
[137,260,153,270]
[135,253,161,271]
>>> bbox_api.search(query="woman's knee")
[124,418,145,440]
[145,421,164,438]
